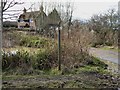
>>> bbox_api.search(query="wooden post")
[58,22,61,71]
[58,27,61,71]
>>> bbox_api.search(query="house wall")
[30,21,36,30]
[18,22,29,28]
[18,20,36,30]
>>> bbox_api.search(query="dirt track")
[89,47,119,64]
[2,72,120,88]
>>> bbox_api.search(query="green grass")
[2,65,109,80]
[44,68,62,75]
[77,65,109,74]
[100,46,120,52]
[90,57,119,75]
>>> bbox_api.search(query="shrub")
[32,49,52,70]
[60,28,93,68]
[32,48,57,70]
[19,35,55,48]
[90,56,108,69]
[2,47,58,73]
[2,50,31,71]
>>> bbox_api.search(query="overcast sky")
[4,0,119,21]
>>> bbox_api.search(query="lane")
[89,47,119,64]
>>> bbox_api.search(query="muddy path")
[89,47,119,64]
[2,72,120,88]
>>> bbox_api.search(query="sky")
[3,0,119,21]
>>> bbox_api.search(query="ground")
[89,47,119,74]
[2,70,120,88]
[89,47,119,64]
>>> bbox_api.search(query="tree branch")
[3,0,24,12]
[3,12,20,16]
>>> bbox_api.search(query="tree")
[0,0,24,73]
[2,0,24,20]
[105,9,118,30]
[88,8,118,46]
[64,2,74,38]
[2,0,23,12]
[0,1,3,82]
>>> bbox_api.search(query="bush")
[2,50,32,71]
[19,35,55,48]
[2,47,58,73]
[31,49,57,70]
[60,28,93,68]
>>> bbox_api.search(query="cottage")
[18,8,37,29]
[18,6,61,31]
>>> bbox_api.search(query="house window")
[18,20,20,22]
[29,19,33,22]
[24,20,29,22]
[20,19,24,22]
[24,23,30,28]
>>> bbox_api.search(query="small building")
[18,8,37,29]
[18,6,61,30]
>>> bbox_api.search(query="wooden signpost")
[58,21,61,71]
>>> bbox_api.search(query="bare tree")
[0,0,24,67]
[2,0,24,12]
[64,2,74,38]
[2,0,24,21]
[0,1,3,86]
[88,8,118,46]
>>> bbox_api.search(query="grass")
[2,64,110,77]
[100,59,119,75]
[78,65,109,74]
[100,46,120,52]
[90,56,119,76]
[45,68,62,75]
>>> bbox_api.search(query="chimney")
[23,7,27,13]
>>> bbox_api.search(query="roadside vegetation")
[2,30,107,75]
[2,29,120,88]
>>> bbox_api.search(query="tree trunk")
[0,1,3,89]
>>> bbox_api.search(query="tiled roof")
[19,11,40,20]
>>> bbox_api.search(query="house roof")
[47,8,61,25]
[19,11,40,20]
[18,7,61,28]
